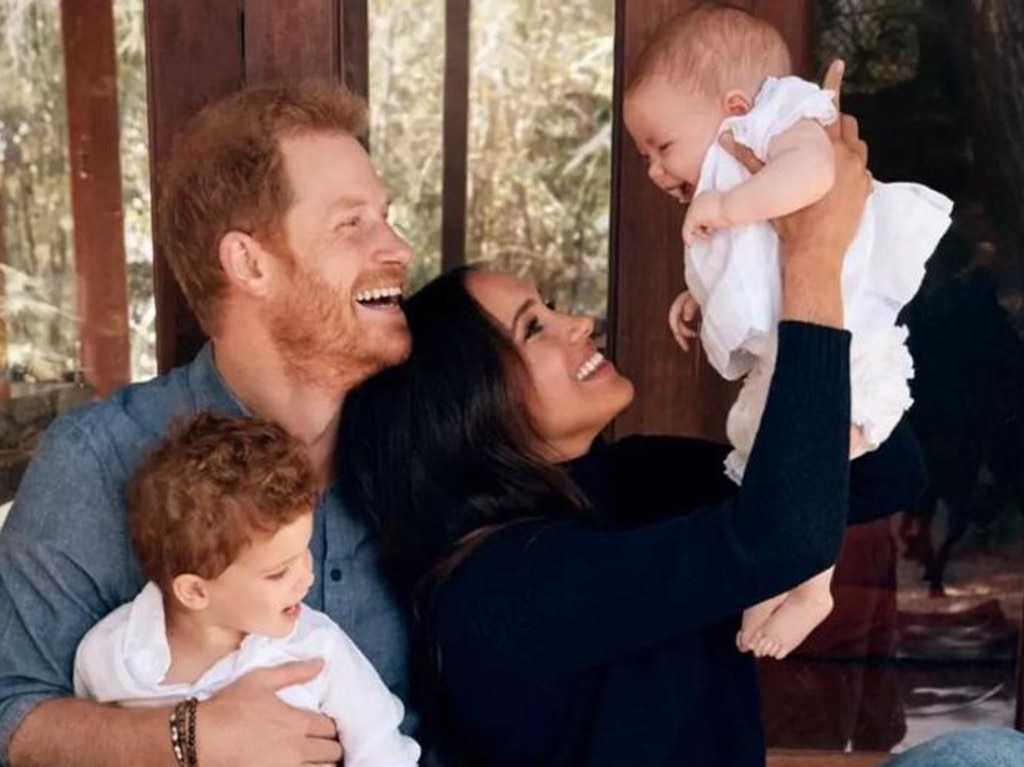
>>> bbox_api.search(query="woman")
[339,122,1024,765]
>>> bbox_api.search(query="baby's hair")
[127,413,318,592]
[628,2,791,99]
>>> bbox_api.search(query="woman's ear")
[723,89,752,117]
[218,231,270,297]
[171,574,211,612]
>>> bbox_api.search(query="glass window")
[0,0,152,508]
[760,0,1024,753]
[368,0,446,292]
[466,0,613,320]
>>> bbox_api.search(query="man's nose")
[377,223,413,267]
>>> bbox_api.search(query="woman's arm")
[434,105,872,679]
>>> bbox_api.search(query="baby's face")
[624,75,725,204]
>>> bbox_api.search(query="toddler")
[73,413,420,767]
[623,3,951,660]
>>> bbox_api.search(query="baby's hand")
[668,290,700,352]
[682,190,731,245]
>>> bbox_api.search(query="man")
[0,81,407,767]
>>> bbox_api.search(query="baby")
[73,414,420,767]
[624,3,951,659]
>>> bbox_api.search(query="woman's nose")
[568,314,594,342]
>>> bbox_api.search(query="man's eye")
[336,216,360,231]
[544,300,557,311]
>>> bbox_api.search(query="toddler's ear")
[723,90,751,116]
[171,573,211,611]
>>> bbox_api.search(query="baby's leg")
[850,423,870,460]
[738,594,788,652]
[746,567,835,659]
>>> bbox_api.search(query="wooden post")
[61,0,130,395]
[145,0,244,372]
[244,0,340,85]
[0,177,8,399]
[339,0,370,99]
[441,0,470,272]
[608,0,814,442]
[146,0,371,371]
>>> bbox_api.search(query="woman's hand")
[719,60,871,328]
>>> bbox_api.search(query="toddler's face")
[203,512,316,639]
[624,74,725,204]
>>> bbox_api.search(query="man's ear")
[723,89,752,116]
[218,231,270,297]
[171,574,211,612]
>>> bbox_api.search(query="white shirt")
[686,76,953,480]
[74,582,420,767]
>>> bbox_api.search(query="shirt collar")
[187,343,250,417]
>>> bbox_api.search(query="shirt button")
[330,568,343,582]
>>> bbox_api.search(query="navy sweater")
[426,323,926,767]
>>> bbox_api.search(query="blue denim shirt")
[0,345,410,763]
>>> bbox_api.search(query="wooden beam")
[768,751,889,767]
[441,0,470,272]
[145,0,244,372]
[243,0,339,85]
[61,0,130,395]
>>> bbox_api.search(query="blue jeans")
[881,728,1024,766]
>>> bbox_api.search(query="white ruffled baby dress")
[683,76,953,482]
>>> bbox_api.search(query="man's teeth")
[576,352,605,381]
[355,286,403,304]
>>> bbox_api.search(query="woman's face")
[466,270,635,460]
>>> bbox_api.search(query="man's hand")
[198,660,343,767]
[681,190,730,245]
[668,290,701,351]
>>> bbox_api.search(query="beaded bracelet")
[169,697,199,767]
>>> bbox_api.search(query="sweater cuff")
[776,321,850,373]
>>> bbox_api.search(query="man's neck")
[163,605,245,686]
[211,333,346,488]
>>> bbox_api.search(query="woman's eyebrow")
[511,298,538,336]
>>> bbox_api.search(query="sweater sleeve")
[433,321,851,678]
[847,415,928,525]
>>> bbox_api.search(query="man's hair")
[157,80,368,334]
[628,2,791,98]
[128,413,318,592]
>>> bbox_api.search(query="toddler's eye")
[266,569,288,581]
[657,141,672,154]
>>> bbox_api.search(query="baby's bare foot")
[738,596,787,653]
[747,590,833,660]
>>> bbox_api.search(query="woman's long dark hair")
[338,266,591,606]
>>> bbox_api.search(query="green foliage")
[370,0,614,317]
[0,0,153,382]
[0,0,75,380]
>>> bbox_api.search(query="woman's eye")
[524,316,543,340]
[544,300,557,311]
